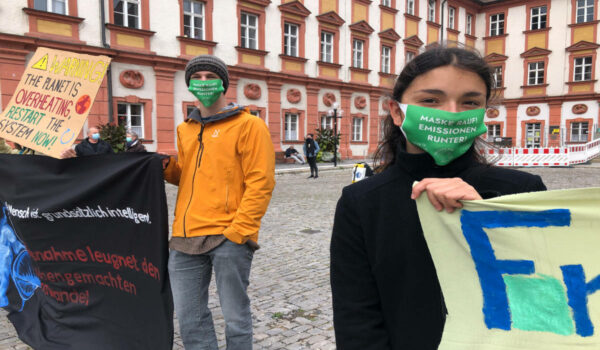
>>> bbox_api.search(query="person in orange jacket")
[163,55,275,350]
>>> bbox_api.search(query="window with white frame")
[530,6,547,30]
[321,31,333,63]
[576,0,594,23]
[493,66,503,88]
[321,115,334,130]
[525,123,541,147]
[250,110,261,117]
[406,51,415,63]
[528,61,545,85]
[118,103,144,138]
[183,0,204,39]
[382,0,391,7]
[490,13,504,36]
[427,0,435,22]
[448,7,455,29]
[114,0,140,29]
[352,39,364,68]
[352,117,363,141]
[284,23,298,57]
[574,57,592,81]
[381,46,391,74]
[571,122,589,142]
[487,124,501,141]
[284,113,298,140]
[406,0,415,15]
[466,14,473,35]
[34,0,67,14]
[241,12,258,49]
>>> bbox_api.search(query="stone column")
[548,100,562,147]
[340,89,353,159]
[505,102,518,147]
[306,84,320,135]
[368,92,381,155]
[0,47,28,110]
[154,66,177,155]
[267,78,283,152]
[225,76,238,105]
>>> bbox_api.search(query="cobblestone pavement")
[1,164,599,349]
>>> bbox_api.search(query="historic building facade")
[0,0,599,156]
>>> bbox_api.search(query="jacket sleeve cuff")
[163,156,177,183]
[223,226,249,244]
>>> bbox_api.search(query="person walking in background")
[303,133,319,179]
[125,131,146,152]
[284,145,305,164]
[74,126,113,156]
[163,54,275,350]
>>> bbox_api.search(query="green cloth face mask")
[188,79,225,107]
[398,103,487,166]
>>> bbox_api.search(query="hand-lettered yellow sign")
[416,187,600,349]
[0,47,111,158]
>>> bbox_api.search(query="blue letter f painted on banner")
[460,209,571,331]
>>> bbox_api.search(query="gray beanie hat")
[185,55,229,93]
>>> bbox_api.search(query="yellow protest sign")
[0,47,111,158]
[416,187,600,349]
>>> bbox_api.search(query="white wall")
[149,0,180,58]
[547,0,570,97]
[236,78,269,122]
[78,1,102,47]
[213,1,237,66]
[484,105,507,137]
[561,101,598,126]
[0,0,31,35]
[111,62,157,150]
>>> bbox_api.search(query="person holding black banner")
[163,55,275,350]
[74,126,113,156]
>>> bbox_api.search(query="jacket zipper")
[182,123,206,237]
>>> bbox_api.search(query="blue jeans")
[168,240,254,350]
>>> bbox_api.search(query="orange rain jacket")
[164,107,275,244]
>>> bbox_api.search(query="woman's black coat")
[330,149,546,350]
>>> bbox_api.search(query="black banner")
[0,153,173,349]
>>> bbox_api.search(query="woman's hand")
[411,177,482,213]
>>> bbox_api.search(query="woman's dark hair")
[373,46,495,171]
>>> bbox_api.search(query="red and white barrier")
[481,139,600,167]
[568,139,600,165]
[480,148,514,166]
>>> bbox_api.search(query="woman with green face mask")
[330,47,547,350]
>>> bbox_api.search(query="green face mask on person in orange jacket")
[398,103,487,166]
[188,79,224,107]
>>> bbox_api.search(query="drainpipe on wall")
[440,0,447,44]
[100,0,114,123]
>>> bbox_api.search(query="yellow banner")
[417,187,600,349]
[0,47,111,158]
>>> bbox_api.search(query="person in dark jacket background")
[303,133,320,179]
[330,47,547,350]
[75,126,113,157]
[125,131,146,152]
